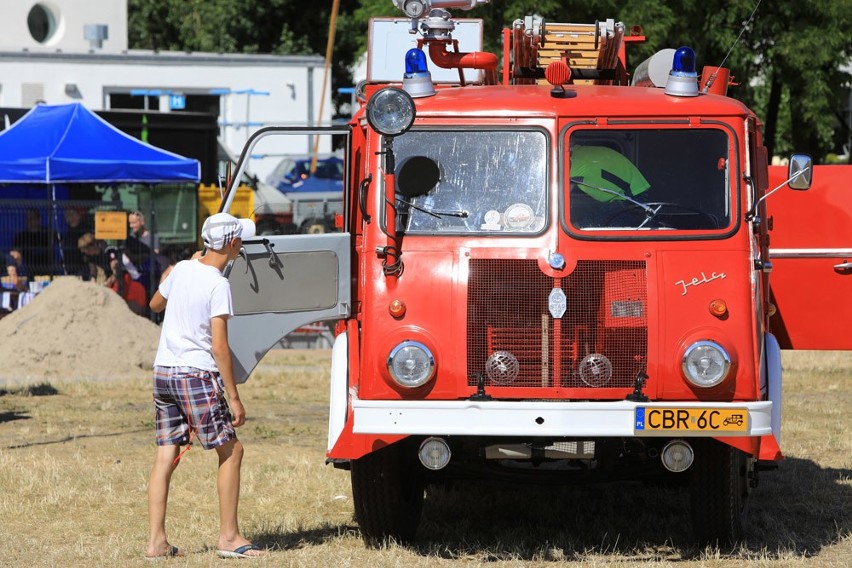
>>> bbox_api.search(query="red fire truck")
[219,0,851,548]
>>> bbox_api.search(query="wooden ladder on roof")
[512,17,627,85]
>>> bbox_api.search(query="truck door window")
[567,129,731,231]
[392,130,548,234]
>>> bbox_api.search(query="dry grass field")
[0,349,849,567]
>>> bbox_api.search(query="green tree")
[128,0,360,117]
[617,0,852,161]
[128,0,320,54]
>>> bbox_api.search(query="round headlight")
[681,340,731,388]
[387,340,435,388]
[366,87,416,136]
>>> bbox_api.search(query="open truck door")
[220,127,351,381]
[768,164,852,349]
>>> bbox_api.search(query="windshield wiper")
[395,197,469,219]
[571,178,654,214]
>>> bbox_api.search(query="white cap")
[201,212,256,250]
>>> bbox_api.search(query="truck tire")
[689,440,751,547]
[350,442,424,547]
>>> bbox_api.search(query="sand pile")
[0,277,161,382]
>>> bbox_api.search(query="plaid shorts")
[153,366,236,449]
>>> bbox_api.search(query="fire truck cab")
[217,0,848,548]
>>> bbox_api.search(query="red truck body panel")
[768,165,852,349]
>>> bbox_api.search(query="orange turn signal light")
[389,299,406,318]
[709,299,728,317]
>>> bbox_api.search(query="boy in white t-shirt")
[145,212,265,560]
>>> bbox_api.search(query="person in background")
[145,213,264,560]
[77,233,109,284]
[4,247,27,291]
[105,257,147,316]
[127,211,165,295]
[129,210,160,254]
[76,233,146,314]
[14,208,52,276]
[77,233,142,284]
[62,206,92,276]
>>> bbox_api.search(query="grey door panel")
[227,233,351,383]
[230,249,339,314]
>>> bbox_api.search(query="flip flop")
[145,545,183,561]
[216,543,264,559]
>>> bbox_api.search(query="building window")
[28,3,58,44]
[110,93,161,111]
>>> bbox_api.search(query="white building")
[0,0,332,180]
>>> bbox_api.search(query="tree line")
[129,0,852,163]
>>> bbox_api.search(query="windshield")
[393,130,548,234]
[566,129,731,231]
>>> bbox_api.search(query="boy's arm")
[149,289,167,313]
[211,314,246,427]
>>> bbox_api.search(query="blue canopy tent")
[0,102,200,301]
[0,102,199,184]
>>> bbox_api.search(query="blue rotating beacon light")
[664,46,699,97]
[402,48,436,98]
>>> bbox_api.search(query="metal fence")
[1,198,124,279]
[0,197,189,316]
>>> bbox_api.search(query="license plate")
[634,407,748,433]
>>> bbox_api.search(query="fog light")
[661,440,694,472]
[418,437,451,470]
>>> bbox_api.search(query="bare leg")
[147,444,181,558]
[214,438,263,555]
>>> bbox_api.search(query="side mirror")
[788,153,813,191]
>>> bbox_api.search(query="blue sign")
[169,94,186,110]
[635,407,646,430]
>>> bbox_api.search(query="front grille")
[467,259,647,391]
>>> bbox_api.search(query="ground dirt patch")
[0,276,160,383]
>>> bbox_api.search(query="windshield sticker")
[675,271,726,296]
[481,209,502,230]
[504,203,534,230]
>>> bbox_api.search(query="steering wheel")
[603,202,720,229]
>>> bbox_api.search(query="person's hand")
[229,398,246,427]
[190,250,204,260]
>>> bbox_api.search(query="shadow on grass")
[0,410,31,423]
[253,523,359,551]
[414,480,697,561]
[400,456,850,561]
[0,383,59,397]
[6,428,149,449]
[243,455,849,561]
